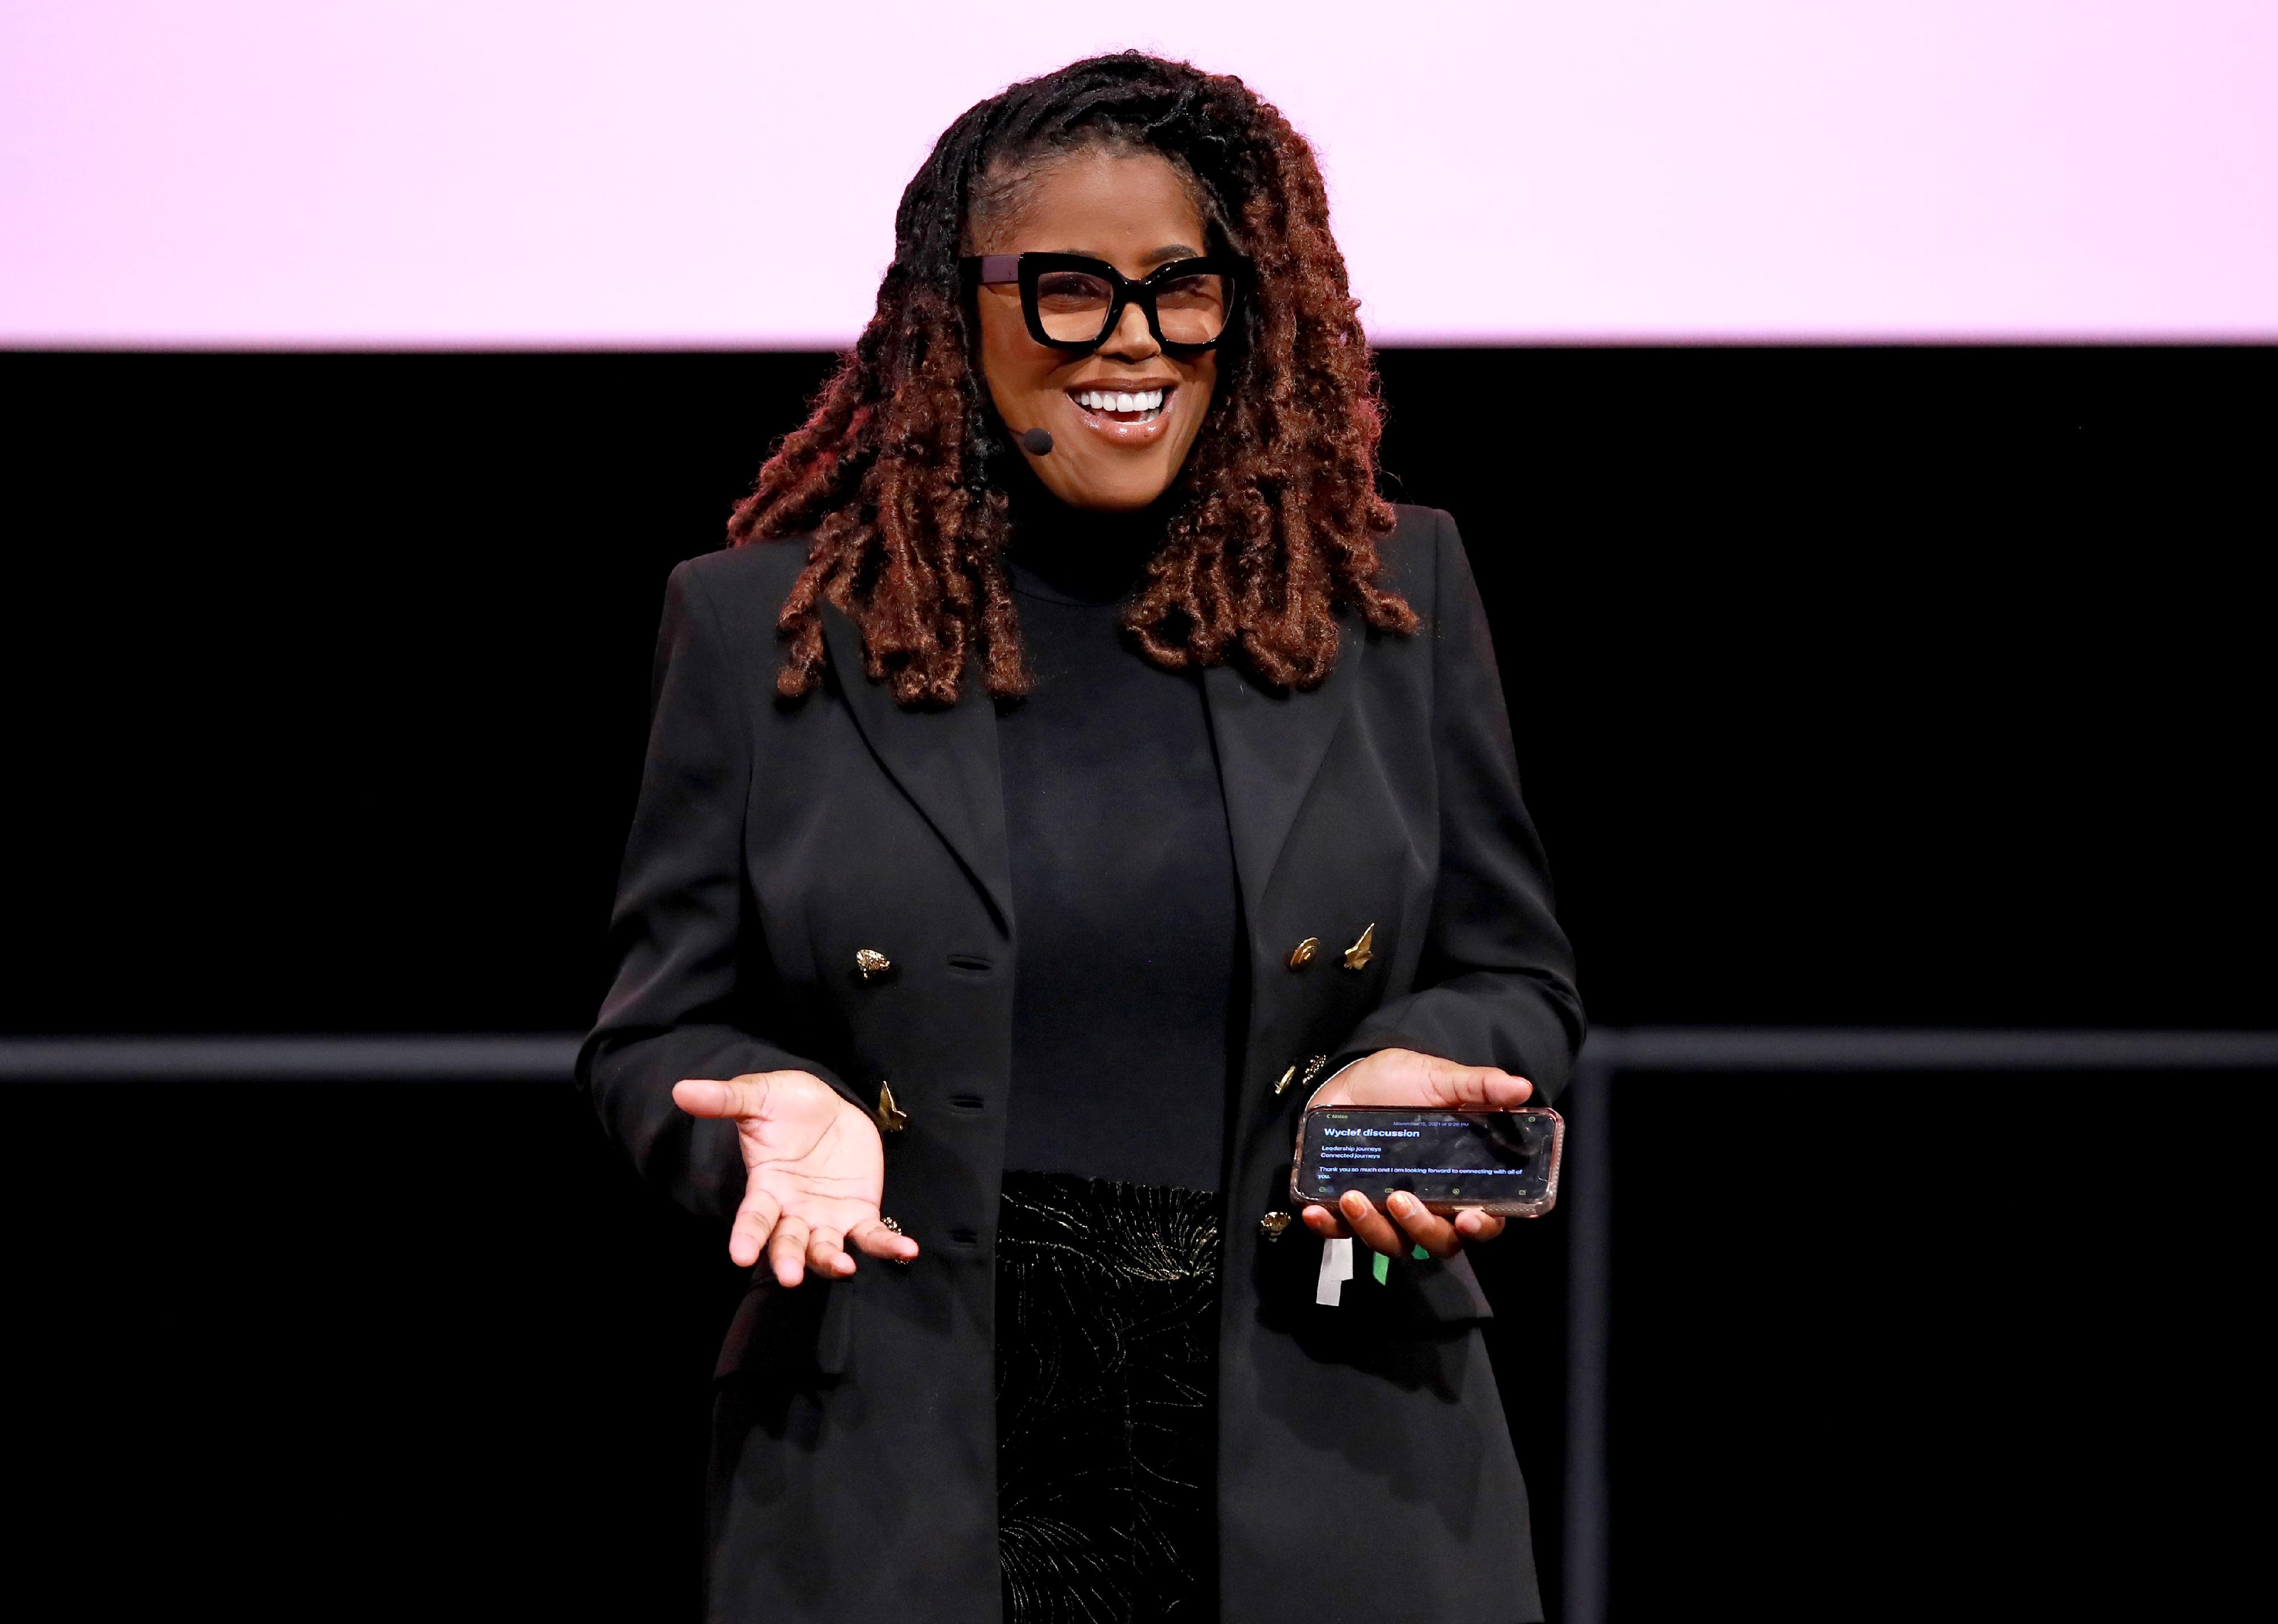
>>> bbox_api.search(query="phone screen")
[1293,1108,1560,1209]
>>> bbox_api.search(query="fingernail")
[1391,1194,1414,1214]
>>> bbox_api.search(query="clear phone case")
[1289,1104,1565,1218]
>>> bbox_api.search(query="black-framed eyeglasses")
[961,252,1248,356]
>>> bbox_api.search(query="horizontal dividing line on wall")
[0,1034,584,1082]
[1577,1026,2278,1072]
[3,1028,2275,1083]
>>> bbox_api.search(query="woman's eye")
[1156,275,1227,311]
[1036,273,1111,307]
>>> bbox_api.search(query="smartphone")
[1290,1105,1564,1218]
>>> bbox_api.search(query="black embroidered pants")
[995,1174,1221,1624]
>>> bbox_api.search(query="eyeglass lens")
[1036,268,1231,346]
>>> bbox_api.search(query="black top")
[995,508,1242,1193]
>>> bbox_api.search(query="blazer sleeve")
[576,558,857,1223]
[1332,511,1587,1102]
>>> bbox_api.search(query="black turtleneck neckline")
[1003,478,1171,607]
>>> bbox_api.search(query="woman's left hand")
[1298,1048,1534,1259]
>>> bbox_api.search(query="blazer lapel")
[820,606,1015,932]
[1203,617,1368,930]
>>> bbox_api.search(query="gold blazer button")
[1342,923,1375,971]
[1259,1211,1293,1242]
[1287,937,1319,970]
[1273,1055,1329,1096]
[854,948,892,981]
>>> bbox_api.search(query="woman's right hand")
[673,1071,921,1285]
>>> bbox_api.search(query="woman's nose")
[1097,300,1160,361]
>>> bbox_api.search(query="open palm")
[673,1071,920,1284]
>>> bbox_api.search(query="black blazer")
[580,505,1584,1624]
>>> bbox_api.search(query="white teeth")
[1073,388,1165,414]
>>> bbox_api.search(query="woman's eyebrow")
[1038,244,1204,263]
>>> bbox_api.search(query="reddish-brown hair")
[727,52,1416,706]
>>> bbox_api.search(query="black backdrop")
[6,347,2271,1619]
[8,347,2270,1036]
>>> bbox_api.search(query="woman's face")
[971,148,1220,513]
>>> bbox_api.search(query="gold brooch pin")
[1258,1211,1293,1241]
[1342,923,1375,971]
[1287,937,1319,970]
[874,1080,908,1133]
[854,948,892,981]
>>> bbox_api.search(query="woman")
[580,52,1582,1624]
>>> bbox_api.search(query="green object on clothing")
[1412,1244,1430,1260]
[1371,1251,1389,1285]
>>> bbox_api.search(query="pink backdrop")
[4,2,2273,346]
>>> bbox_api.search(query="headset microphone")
[1020,427,1055,456]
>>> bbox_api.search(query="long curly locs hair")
[728,52,1416,707]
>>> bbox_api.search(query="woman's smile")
[1061,377,1178,443]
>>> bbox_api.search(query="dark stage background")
[5,347,2271,1619]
